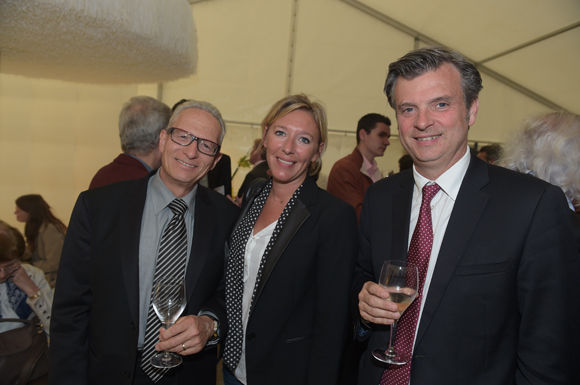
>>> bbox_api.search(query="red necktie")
[381,183,441,385]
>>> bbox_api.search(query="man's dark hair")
[478,144,503,163]
[399,154,414,172]
[356,113,391,144]
[384,46,483,119]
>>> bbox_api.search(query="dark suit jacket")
[207,153,232,196]
[50,173,239,385]
[352,156,580,385]
[89,153,150,189]
[237,161,270,198]
[226,176,358,385]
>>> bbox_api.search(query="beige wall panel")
[291,0,413,133]
[484,29,580,114]
[162,0,293,122]
[361,0,580,61]
[470,73,554,144]
[0,73,137,230]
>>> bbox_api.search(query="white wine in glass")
[372,260,418,365]
[150,277,187,368]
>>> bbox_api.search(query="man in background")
[89,96,171,189]
[327,113,391,223]
[476,143,502,164]
[236,138,270,199]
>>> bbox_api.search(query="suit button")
[131,322,135,330]
[124,371,131,379]
[247,332,255,341]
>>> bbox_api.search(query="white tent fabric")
[0,0,197,83]
[0,0,578,227]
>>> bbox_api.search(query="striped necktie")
[141,198,189,383]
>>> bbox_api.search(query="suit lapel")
[391,172,414,265]
[252,177,315,308]
[185,186,214,304]
[120,176,151,326]
[415,157,490,345]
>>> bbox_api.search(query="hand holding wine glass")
[372,260,418,365]
[150,277,187,368]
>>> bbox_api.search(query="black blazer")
[352,156,580,385]
[207,153,232,196]
[226,176,358,385]
[49,173,239,385]
[237,161,270,198]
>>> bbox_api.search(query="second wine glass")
[150,277,187,369]
[372,260,418,365]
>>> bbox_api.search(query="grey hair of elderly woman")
[499,111,580,208]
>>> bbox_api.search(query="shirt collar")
[124,153,152,172]
[362,155,378,175]
[412,146,471,201]
[149,169,197,215]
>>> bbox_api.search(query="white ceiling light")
[0,0,197,84]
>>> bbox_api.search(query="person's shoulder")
[199,185,240,214]
[316,183,356,211]
[332,150,361,169]
[40,222,64,236]
[82,174,151,208]
[21,263,45,278]
[485,164,555,193]
[371,169,409,191]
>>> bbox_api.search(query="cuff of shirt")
[198,310,219,346]
[357,318,372,341]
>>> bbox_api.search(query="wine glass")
[150,277,187,368]
[372,260,419,365]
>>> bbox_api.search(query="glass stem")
[386,319,399,356]
[161,322,174,360]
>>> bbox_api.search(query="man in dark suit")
[89,96,172,189]
[354,47,580,384]
[236,138,270,199]
[50,100,239,385]
[206,152,232,196]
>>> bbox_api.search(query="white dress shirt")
[408,148,471,352]
[234,220,278,384]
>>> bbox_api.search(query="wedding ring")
[182,343,186,351]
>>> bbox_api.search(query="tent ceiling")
[345,0,580,114]
[0,0,197,84]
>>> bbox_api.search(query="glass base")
[372,348,409,365]
[151,351,183,368]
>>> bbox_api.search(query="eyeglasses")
[0,261,19,274]
[168,128,221,156]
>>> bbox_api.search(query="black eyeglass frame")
[168,127,221,156]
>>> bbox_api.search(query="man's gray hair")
[384,46,483,116]
[500,111,580,207]
[119,96,171,155]
[168,100,226,144]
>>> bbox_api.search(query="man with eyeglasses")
[50,100,240,385]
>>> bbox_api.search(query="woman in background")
[14,195,66,288]
[222,94,358,385]
[0,223,52,336]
